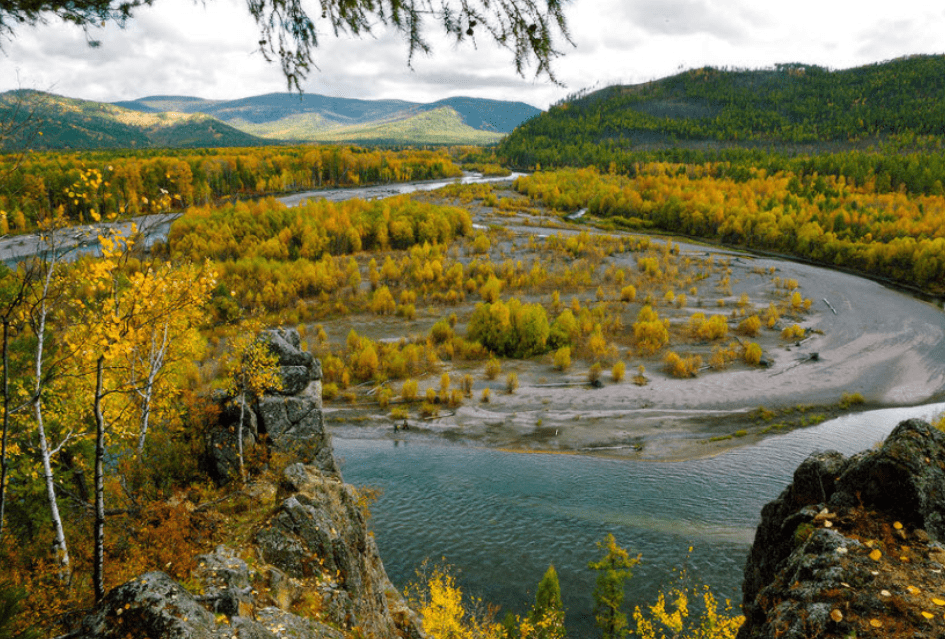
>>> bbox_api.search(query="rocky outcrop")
[738,419,945,639]
[255,464,424,639]
[207,328,332,484]
[73,570,346,639]
[73,327,424,639]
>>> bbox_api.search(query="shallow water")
[332,402,945,637]
[276,172,525,207]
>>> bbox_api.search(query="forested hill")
[114,94,540,133]
[0,90,267,151]
[498,55,945,168]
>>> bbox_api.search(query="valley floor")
[325,189,945,461]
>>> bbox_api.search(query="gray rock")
[194,546,254,617]
[255,464,417,639]
[206,422,256,485]
[260,329,314,369]
[831,418,945,539]
[255,607,346,639]
[256,397,337,475]
[278,366,312,396]
[74,571,217,639]
[738,420,945,638]
[218,397,259,437]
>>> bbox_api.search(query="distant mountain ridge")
[0,90,265,151]
[0,90,540,150]
[112,92,542,141]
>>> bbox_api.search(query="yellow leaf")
[829,609,843,622]
[869,549,882,561]
[907,585,921,595]
[893,521,903,530]
[932,598,945,606]
[922,611,934,619]
[869,619,883,628]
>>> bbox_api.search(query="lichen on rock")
[738,419,945,639]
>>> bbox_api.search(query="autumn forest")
[3,55,945,639]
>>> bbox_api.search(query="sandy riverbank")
[327,218,945,461]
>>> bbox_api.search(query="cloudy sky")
[2,0,944,110]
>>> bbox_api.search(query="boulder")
[72,569,346,639]
[73,571,218,639]
[194,546,255,617]
[256,396,337,475]
[277,366,313,396]
[206,421,256,485]
[260,328,314,369]
[830,418,945,538]
[738,419,945,638]
[255,464,421,639]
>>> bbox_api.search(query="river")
[0,172,523,266]
[331,402,945,637]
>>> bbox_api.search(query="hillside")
[114,92,540,144]
[498,54,945,168]
[300,107,505,145]
[0,90,267,151]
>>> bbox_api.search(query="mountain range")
[0,91,542,150]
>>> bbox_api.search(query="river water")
[332,402,945,636]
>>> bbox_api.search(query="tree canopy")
[0,0,571,89]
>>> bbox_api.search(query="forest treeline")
[0,145,463,232]
[515,165,945,294]
[498,54,945,166]
[165,194,473,315]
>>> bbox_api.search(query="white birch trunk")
[33,254,70,580]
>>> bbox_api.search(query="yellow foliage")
[612,361,626,382]
[743,343,763,366]
[553,346,571,371]
[410,567,502,639]
[633,574,743,639]
[664,352,702,378]
[633,306,669,355]
[737,315,761,336]
[781,324,806,340]
[688,313,728,341]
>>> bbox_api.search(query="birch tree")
[221,325,281,483]
[24,221,73,582]
[0,262,32,541]
[63,230,214,601]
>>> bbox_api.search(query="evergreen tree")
[529,564,565,639]
[588,534,640,639]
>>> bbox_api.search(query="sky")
[2,0,945,110]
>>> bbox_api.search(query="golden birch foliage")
[411,567,502,639]
[63,233,216,445]
[633,584,743,639]
[223,328,283,400]
[633,306,669,355]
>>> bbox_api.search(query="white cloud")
[1,0,944,110]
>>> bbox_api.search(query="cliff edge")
[738,418,945,639]
[71,328,424,639]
